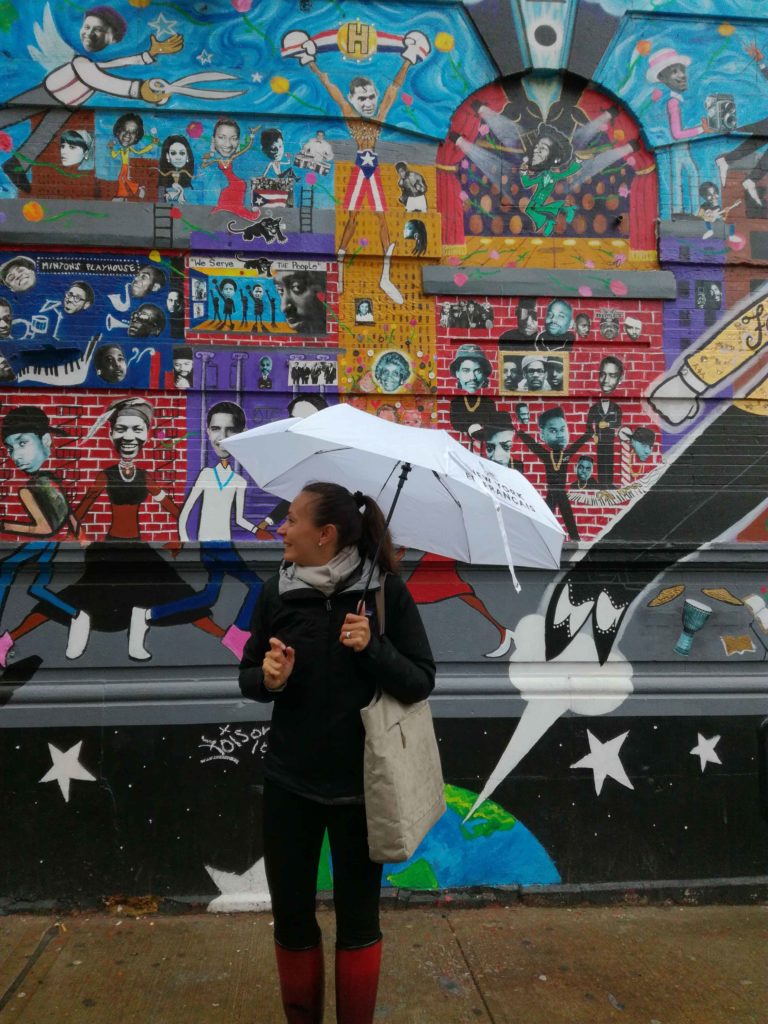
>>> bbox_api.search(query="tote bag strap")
[374,572,388,637]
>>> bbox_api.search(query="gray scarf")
[280,545,362,596]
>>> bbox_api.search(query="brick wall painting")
[1,2,767,904]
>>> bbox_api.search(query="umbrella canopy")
[222,403,564,577]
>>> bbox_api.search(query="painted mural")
[0,0,767,907]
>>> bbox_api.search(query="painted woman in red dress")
[406,552,514,658]
[201,117,257,222]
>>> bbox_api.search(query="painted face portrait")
[599,359,624,394]
[166,290,183,315]
[63,283,93,314]
[207,412,239,460]
[0,301,12,338]
[485,429,515,467]
[522,360,547,391]
[0,354,15,382]
[547,360,564,390]
[576,458,594,483]
[79,14,115,53]
[110,414,148,462]
[116,119,141,148]
[5,431,51,473]
[575,315,591,338]
[213,123,240,160]
[128,304,165,337]
[130,267,164,298]
[59,131,92,168]
[454,359,488,393]
[531,138,552,168]
[659,63,688,92]
[273,270,325,335]
[167,141,191,170]
[173,358,193,386]
[541,415,568,449]
[0,258,37,293]
[220,281,236,299]
[348,81,379,118]
[374,354,410,393]
[516,403,529,425]
[624,318,642,341]
[545,301,573,337]
[95,346,127,383]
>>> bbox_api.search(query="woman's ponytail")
[358,493,400,575]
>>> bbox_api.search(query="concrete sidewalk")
[1,906,765,1023]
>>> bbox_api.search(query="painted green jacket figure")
[520,124,580,236]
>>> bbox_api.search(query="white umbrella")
[222,403,564,587]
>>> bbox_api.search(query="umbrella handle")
[361,461,412,605]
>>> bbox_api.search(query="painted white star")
[148,13,178,40]
[360,150,376,166]
[690,733,722,772]
[40,741,96,803]
[205,858,271,912]
[571,730,634,796]
[251,71,263,83]
[197,49,214,66]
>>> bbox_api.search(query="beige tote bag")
[360,579,446,863]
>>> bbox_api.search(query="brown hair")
[302,482,400,575]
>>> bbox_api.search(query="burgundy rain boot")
[334,940,382,1024]
[274,941,325,1023]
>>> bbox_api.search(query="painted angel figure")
[0,4,243,195]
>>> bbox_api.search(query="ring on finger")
[345,630,351,639]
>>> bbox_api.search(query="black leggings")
[263,778,383,951]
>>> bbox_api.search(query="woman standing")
[239,483,435,1024]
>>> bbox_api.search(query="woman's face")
[110,414,148,461]
[60,139,86,167]
[268,136,284,160]
[214,125,239,159]
[277,491,333,567]
[376,361,407,393]
[168,141,189,169]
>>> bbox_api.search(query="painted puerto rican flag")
[251,176,291,209]
[252,187,290,209]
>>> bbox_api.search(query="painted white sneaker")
[128,607,151,661]
[65,611,91,660]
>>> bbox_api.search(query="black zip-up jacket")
[239,568,436,801]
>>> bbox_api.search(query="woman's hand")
[340,612,371,653]
[262,636,295,690]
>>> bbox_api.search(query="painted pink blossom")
[305,172,317,186]
[0,132,12,152]
[585,260,595,269]
[478,124,490,136]
[401,92,413,107]
[578,285,593,297]
[613,253,627,267]
[610,279,628,296]
[489,249,500,260]
[453,273,469,287]
[231,0,253,10]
